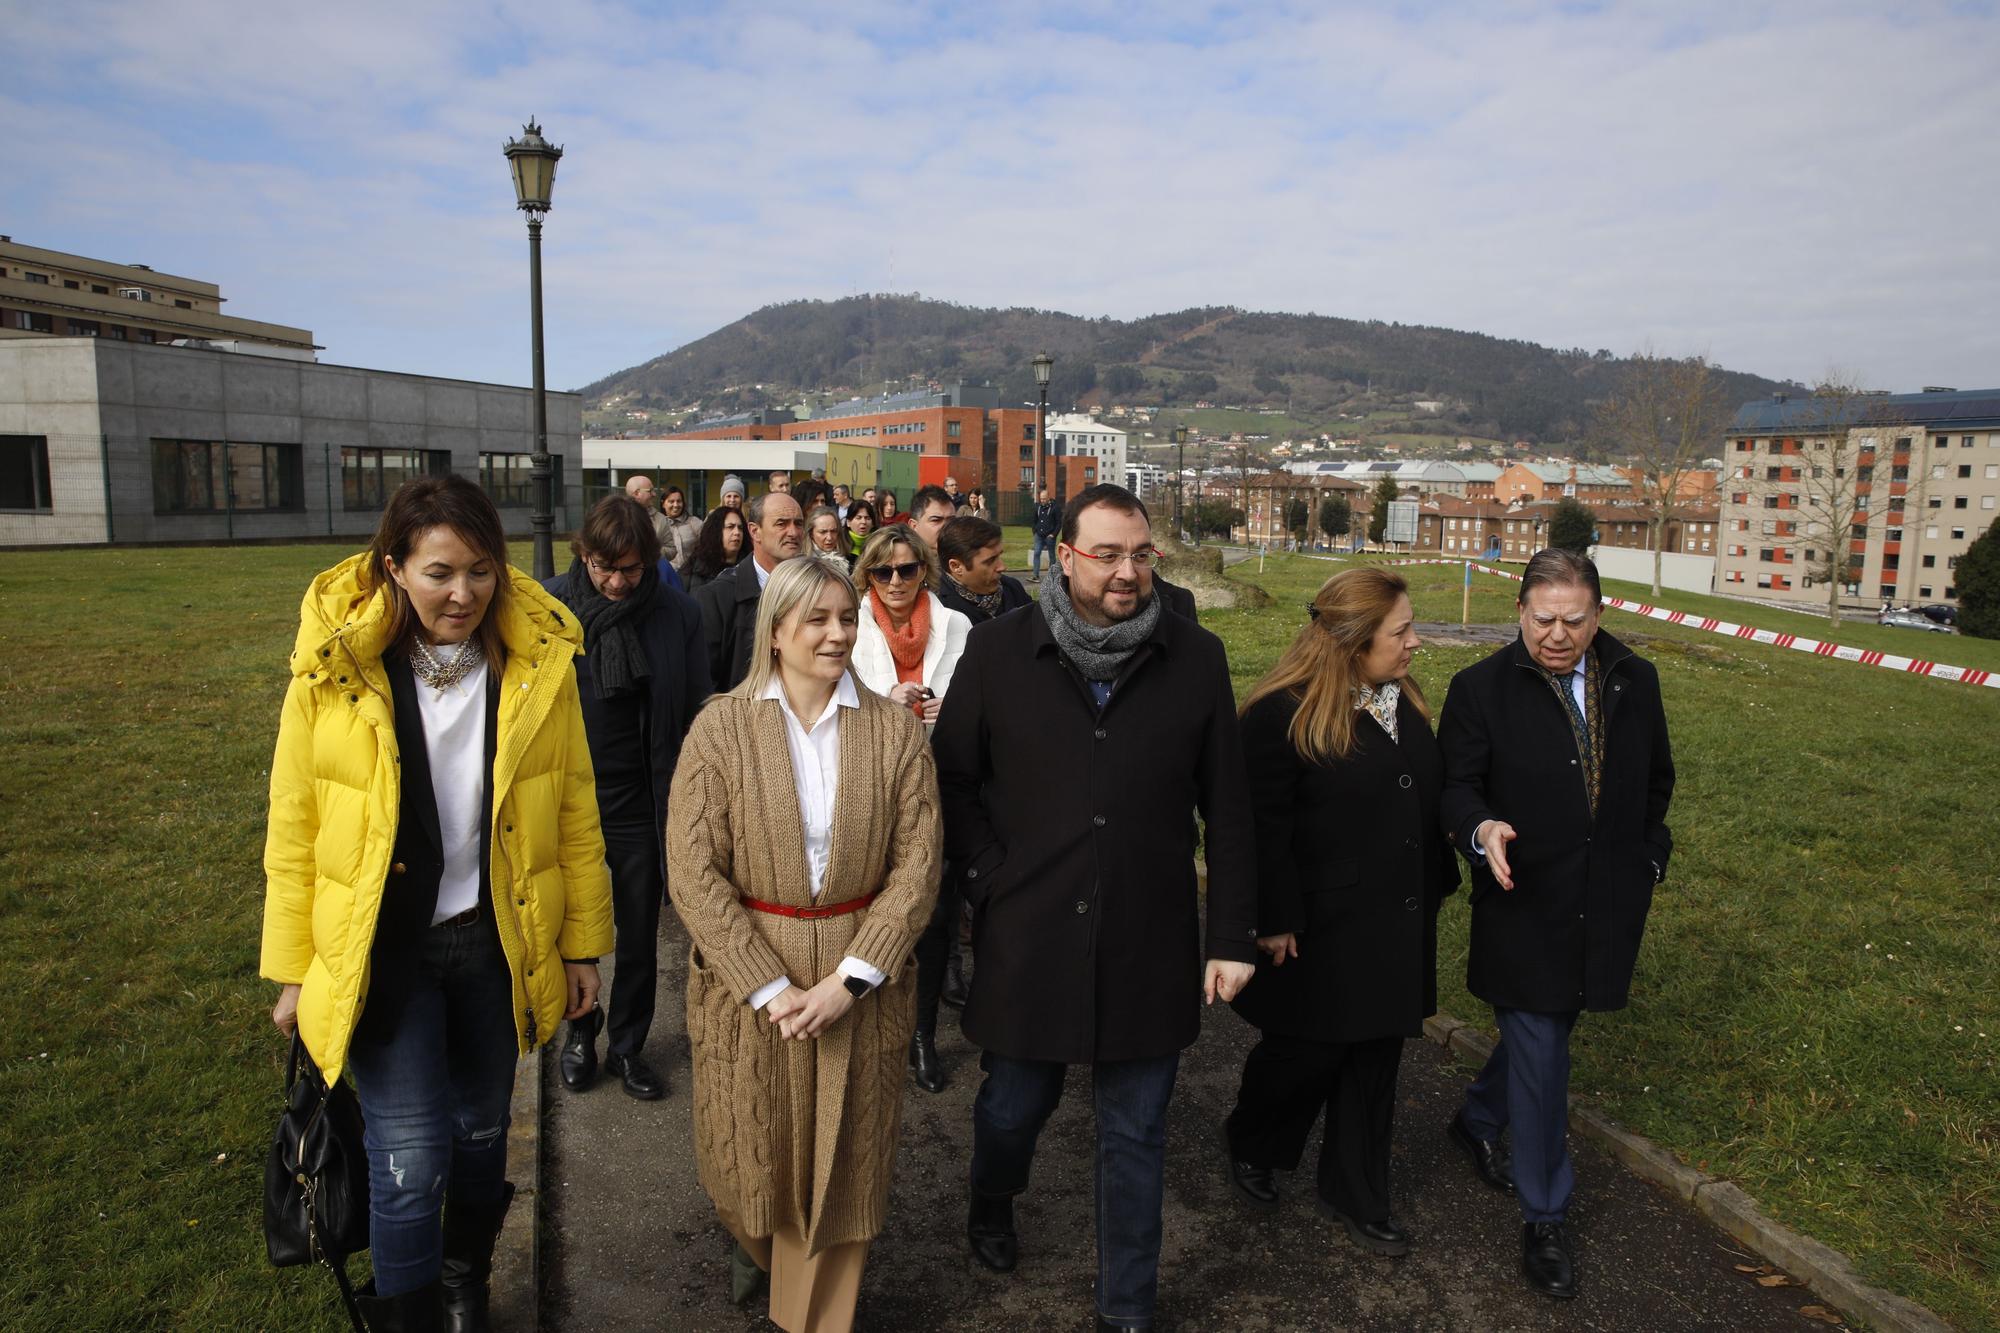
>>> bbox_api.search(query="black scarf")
[558,557,657,700]
[945,573,1005,621]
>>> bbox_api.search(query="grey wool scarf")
[1038,574,1161,681]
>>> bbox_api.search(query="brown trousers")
[733,1222,870,1333]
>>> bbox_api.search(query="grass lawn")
[1,538,1994,1329]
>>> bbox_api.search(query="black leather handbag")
[265,1033,369,1327]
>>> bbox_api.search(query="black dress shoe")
[603,1052,665,1100]
[941,952,970,1009]
[908,1030,949,1094]
[1316,1196,1411,1257]
[1449,1110,1516,1193]
[559,1007,601,1092]
[1522,1221,1577,1299]
[967,1191,1018,1273]
[1220,1125,1279,1208]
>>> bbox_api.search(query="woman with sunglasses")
[544,494,713,1104]
[849,525,971,1095]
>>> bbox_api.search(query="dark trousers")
[912,877,962,1032]
[1460,1006,1580,1224]
[1225,1033,1404,1222]
[970,1051,1180,1327]
[346,909,517,1297]
[601,815,663,1058]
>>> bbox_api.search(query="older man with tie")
[1438,547,1675,1301]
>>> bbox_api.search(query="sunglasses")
[867,561,924,583]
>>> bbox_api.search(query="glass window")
[68,319,100,337]
[343,447,451,511]
[0,435,53,511]
[151,440,303,513]
[479,451,557,507]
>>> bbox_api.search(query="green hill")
[580,295,1796,446]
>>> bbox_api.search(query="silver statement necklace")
[409,637,480,700]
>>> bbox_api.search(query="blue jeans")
[971,1051,1181,1327]
[1460,1006,1580,1224]
[1031,532,1057,578]
[345,907,518,1296]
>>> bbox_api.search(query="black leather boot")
[559,1007,601,1092]
[356,1279,445,1333]
[909,1024,949,1094]
[941,944,970,1009]
[967,1191,1018,1272]
[1522,1221,1577,1299]
[440,1182,514,1333]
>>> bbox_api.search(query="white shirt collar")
[759,672,860,728]
[753,556,773,590]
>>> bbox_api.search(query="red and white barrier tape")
[1331,555,1998,690]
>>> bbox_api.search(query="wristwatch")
[842,975,873,999]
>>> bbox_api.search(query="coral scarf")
[869,593,932,705]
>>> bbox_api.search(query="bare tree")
[1734,374,1923,627]
[1594,352,1734,596]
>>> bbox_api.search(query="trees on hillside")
[1550,497,1596,552]
[1593,351,1735,596]
[1955,523,2000,639]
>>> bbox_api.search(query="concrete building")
[1283,459,1470,496]
[0,338,582,546]
[1493,461,1631,504]
[1717,386,2000,607]
[1046,412,1128,498]
[0,237,316,356]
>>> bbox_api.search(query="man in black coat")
[1028,487,1063,583]
[1438,547,1675,1301]
[935,515,1031,625]
[693,491,803,691]
[933,484,1258,1331]
[544,496,714,1101]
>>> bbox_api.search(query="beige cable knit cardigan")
[666,681,941,1255]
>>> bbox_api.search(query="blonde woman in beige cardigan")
[667,556,942,1333]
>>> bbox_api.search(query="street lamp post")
[1032,351,1053,503]
[1174,424,1188,541]
[504,119,564,579]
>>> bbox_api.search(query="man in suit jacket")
[694,492,804,690]
[933,484,1258,1331]
[1438,547,1675,1301]
[935,516,1031,625]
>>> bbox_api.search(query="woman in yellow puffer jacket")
[260,475,613,1331]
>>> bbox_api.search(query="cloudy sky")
[14,0,1999,394]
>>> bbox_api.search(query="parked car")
[1917,604,1958,626]
[1881,611,1954,634]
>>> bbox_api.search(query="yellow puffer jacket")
[259,553,613,1085]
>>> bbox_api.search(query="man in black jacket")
[936,516,1031,625]
[693,491,803,690]
[1438,547,1675,1301]
[934,484,1258,1332]
[1028,487,1062,583]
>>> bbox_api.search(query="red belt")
[740,892,877,920]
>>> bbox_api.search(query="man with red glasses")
[933,483,1259,1332]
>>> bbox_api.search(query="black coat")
[1032,500,1064,539]
[541,576,712,838]
[1230,690,1459,1043]
[938,573,1032,625]
[933,601,1260,1064]
[1153,574,1198,621]
[693,560,761,692]
[1438,629,1675,1013]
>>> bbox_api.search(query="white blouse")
[413,642,490,925]
[746,674,886,1010]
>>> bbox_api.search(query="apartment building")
[0,237,316,355]
[1716,387,1999,606]
[1492,461,1630,504]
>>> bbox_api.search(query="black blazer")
[693,560,762,692]
[1230,689,1458,1043]
[1438,629,1675,1013]
[1153,574,1198,621]
[932,602,1260,1064]
[356,654,498,1041]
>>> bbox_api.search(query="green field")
[1,541,1995,1329]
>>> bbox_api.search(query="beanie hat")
[720,473,745,498]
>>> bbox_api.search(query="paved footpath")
[543,918,1850,1331]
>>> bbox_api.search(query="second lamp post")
[1032,351,1053,502]
[504,119,564,579]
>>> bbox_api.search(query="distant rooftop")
[801,381,1000,421]
[1729,386,2000,434]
